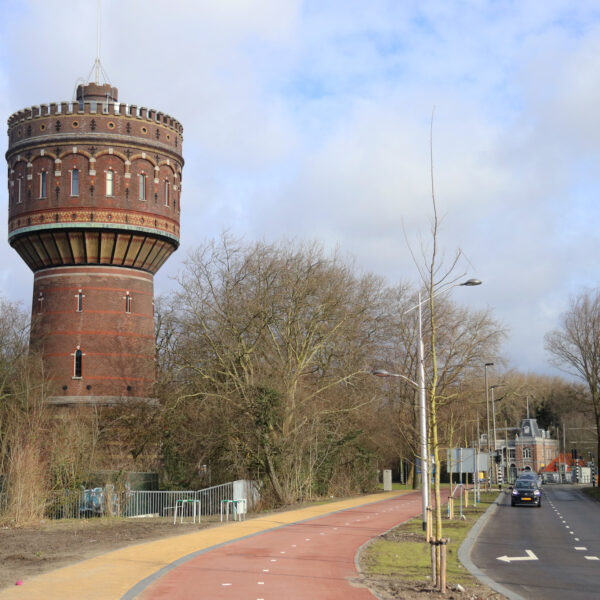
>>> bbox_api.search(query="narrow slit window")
[125,292,131,314]
[164,181,169,206]
[17,178,22,203]
[39,171,47,198]
[139,173,146,201]
[74,348,83,378]
[106,169,114,197]
[76,290,83,312]
[71,168,79,196]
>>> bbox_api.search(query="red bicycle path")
[133,489,450,600]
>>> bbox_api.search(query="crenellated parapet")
[7,98,184,135]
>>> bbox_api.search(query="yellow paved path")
[0,491,408,600]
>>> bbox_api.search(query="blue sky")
[2,0,600,376]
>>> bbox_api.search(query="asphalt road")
[471,485,600,600]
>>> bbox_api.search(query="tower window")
[71,168,79,196]
[139,173,146,201]
[17,178,22,204]
[73,347,83,379]
[523,448,531,459]
[106,169,114,197]
[164,181,169,206]
[39,171,47,198]
[75,289,84,312]
[125,292,131,313]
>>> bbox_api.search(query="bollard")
[383,469,392,491]
[464,486,469,508]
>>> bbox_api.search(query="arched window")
[73,347,83,378]
[125,291,131,314]
[138,173,147,201]
[523,448,531,459]
[71,168,79,196]
[106,169,114,197]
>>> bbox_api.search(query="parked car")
[511,480,542,507]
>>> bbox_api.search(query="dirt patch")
[0,517,209,591]
[358,574,504,600]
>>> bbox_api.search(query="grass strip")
[360,491,499,590]
[582,486,600,502]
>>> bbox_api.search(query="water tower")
[5,81,183,405]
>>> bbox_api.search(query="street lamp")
[490,384,505,485]
[374,277,482,533]
[373,367,428,531]
[484,362,494,484]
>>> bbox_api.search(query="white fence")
[40,480,259,520]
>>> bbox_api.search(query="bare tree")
[168,234,387,503]
[545,289,600,467]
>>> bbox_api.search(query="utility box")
[383,469,392,491]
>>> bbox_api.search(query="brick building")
[487,418,559,483]
[5,82,184,405]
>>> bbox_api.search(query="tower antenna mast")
[84,0,111,86]
[95,0,101,84]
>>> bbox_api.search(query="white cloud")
[2,1,600,375]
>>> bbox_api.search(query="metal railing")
[35,481,237,520]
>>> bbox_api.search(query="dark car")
[518,471,542,486]
[511,480,542,507]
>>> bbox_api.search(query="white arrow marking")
[497,549,538,563]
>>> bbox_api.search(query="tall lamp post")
[490,384,504,485]
[484,362,494,483]
[374,277,482,533]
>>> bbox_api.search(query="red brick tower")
[6,83,183,405]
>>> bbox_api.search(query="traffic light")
[571,448,578,461]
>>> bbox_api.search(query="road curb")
[458,491,526,600]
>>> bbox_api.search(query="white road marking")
[280,551,286,554]
[222,583,232,586]
[575,547,587,551]
[585,556,600,561]
[258,581,265,585]
[570,532,574,535]
[575,538,580,541]
[263,569,269,572]
[497,549,538,563]
[270,559,277,562]
[291,544,296,547]
[565,525,570,529]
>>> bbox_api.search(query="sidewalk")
[0,491,409,600]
